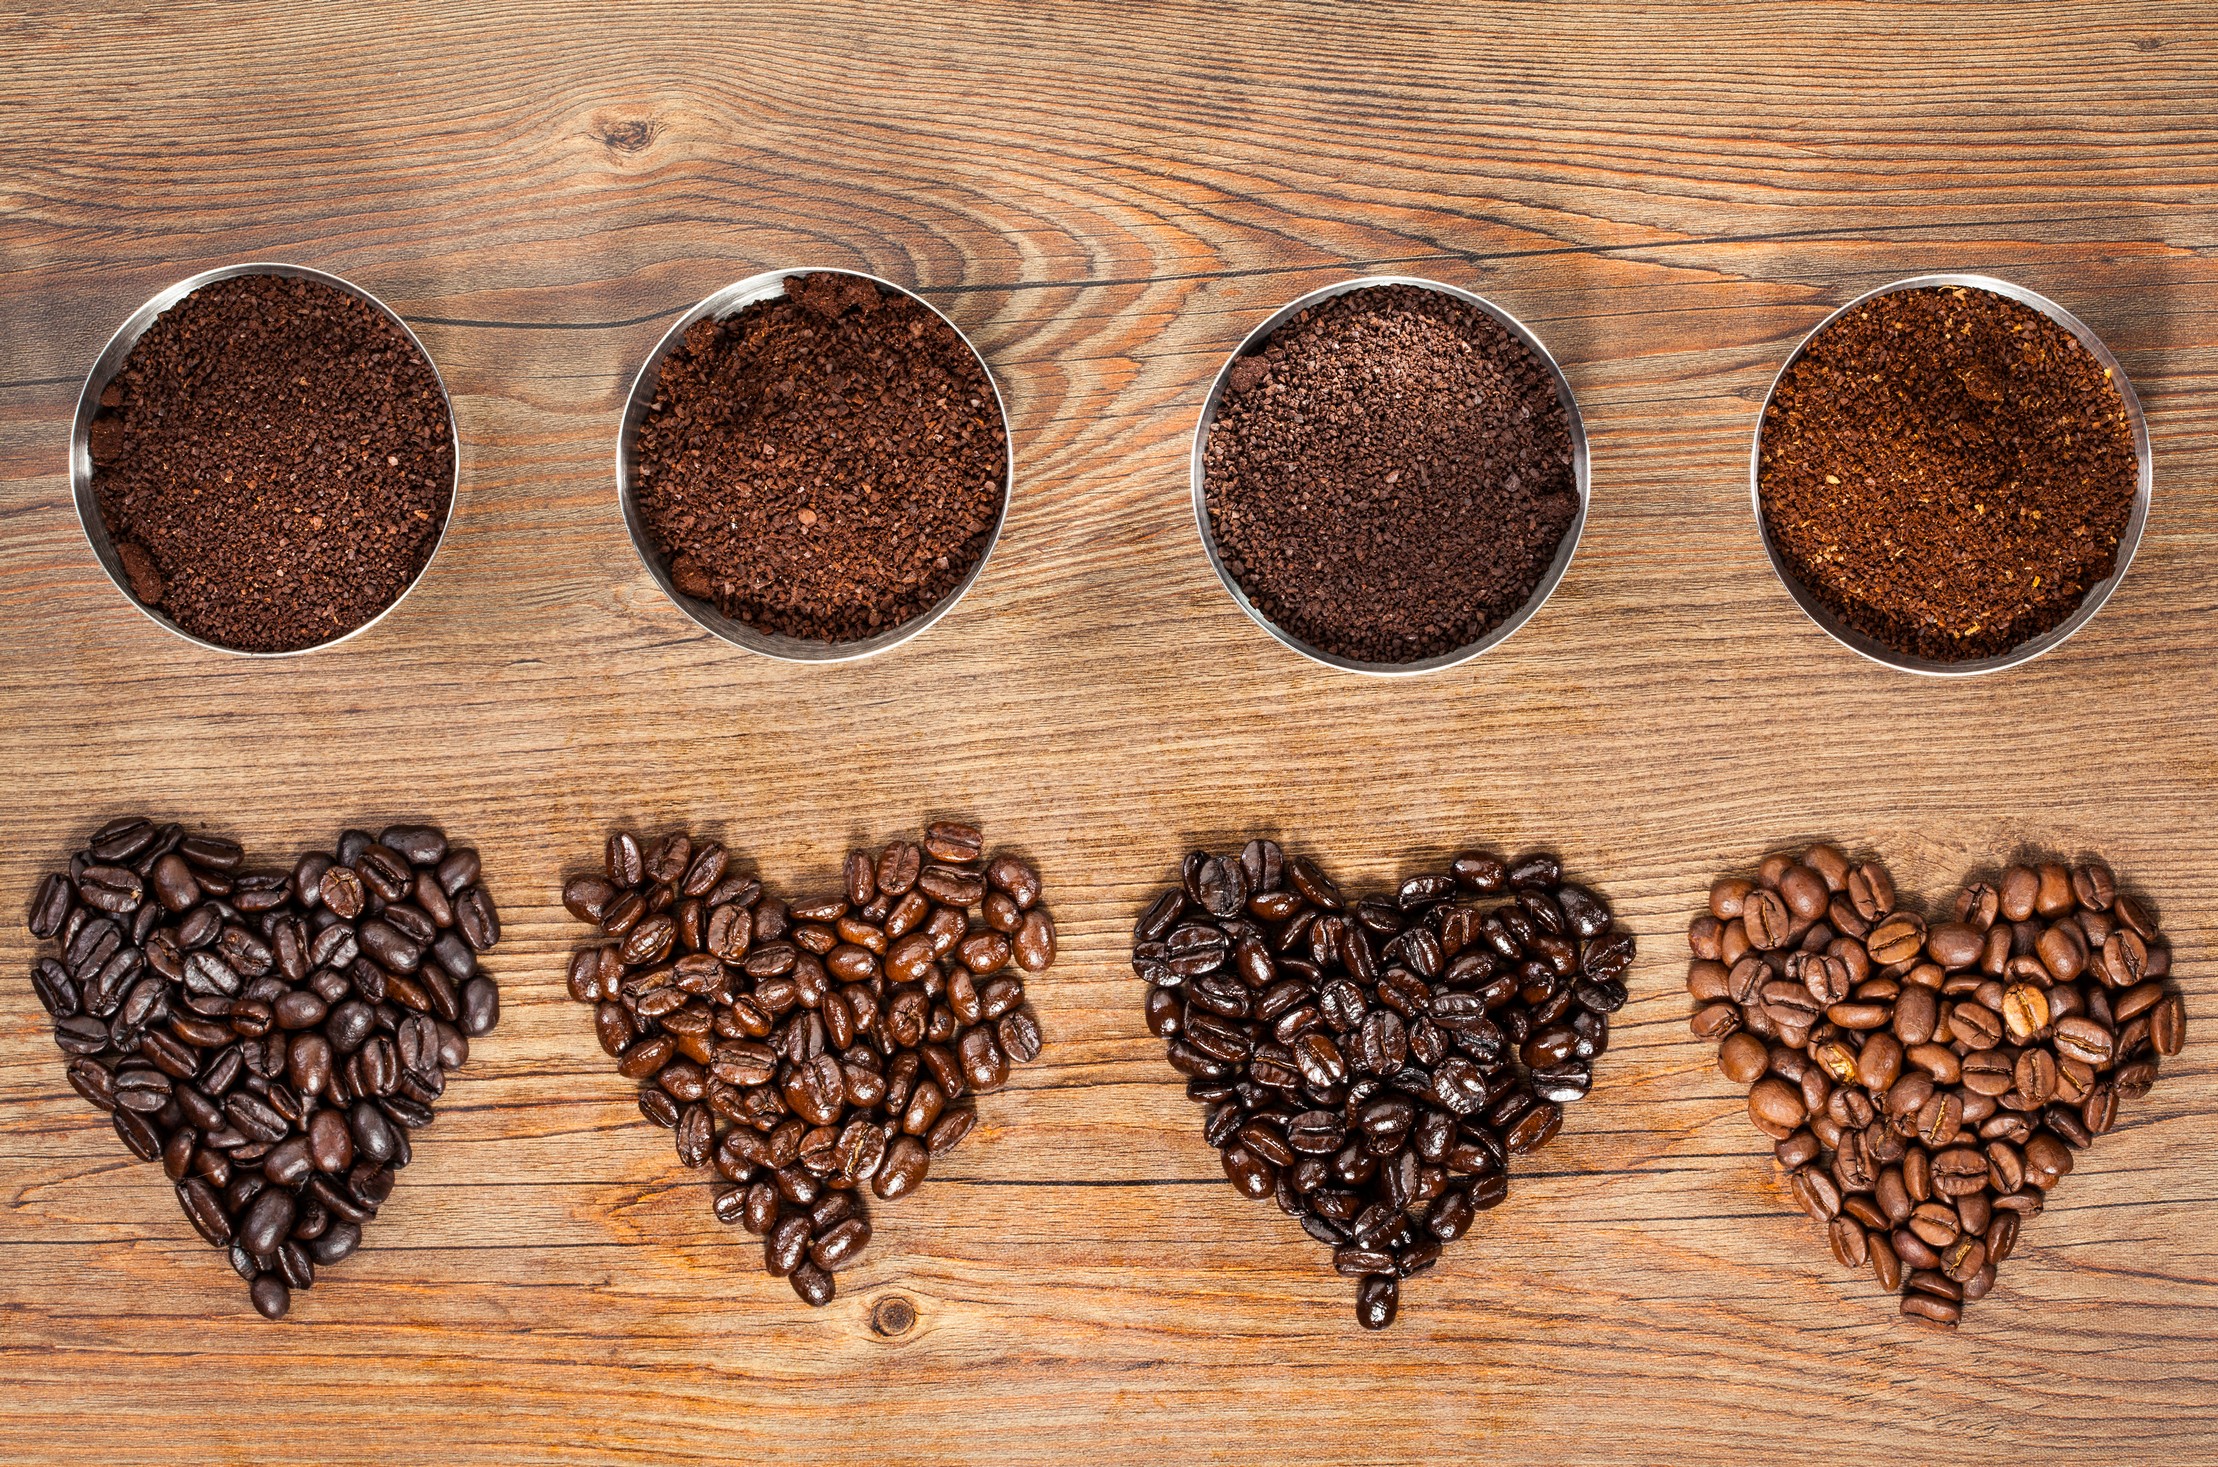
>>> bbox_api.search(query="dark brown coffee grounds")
[1202,284,1579,664]
[90,273,454,653]
[1759,286,2138,662]
[631,273,1006,643]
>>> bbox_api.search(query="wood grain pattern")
[4,2,2218,1462]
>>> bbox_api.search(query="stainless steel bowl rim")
[615,267,1014,664]
[1190,274,1591,676]
[1748,272,2153,677]
[70,261,461,657]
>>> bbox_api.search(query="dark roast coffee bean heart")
[561,821,1052,1308]
[1687,843,2186,1326]
[23,817,503,1320]
[1134,840,1633,1329]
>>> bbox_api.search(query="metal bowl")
[1190,275,1591,676]
[1750,273,2152,676]
[617,268,1014,663]
[71,262,460,657]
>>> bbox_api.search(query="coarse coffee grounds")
[630,273,1006,644]
[1201,284,1579,664]
[1758,285,2139,663]
[88,274,454,653]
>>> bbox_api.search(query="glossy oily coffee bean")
[1686,842,2182,1325]
[1137,844,1628,1328]
[559,823,1052,1306]
[24,819,504,1318]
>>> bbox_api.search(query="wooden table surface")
[4,4,2216,1462]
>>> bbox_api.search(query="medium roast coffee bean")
[24,819,504,1318]
[562,822,1050,1305]
[1688,845,2179,1325]
[1140,842,1628,1328]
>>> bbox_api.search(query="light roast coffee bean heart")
[24,817,502,1320]
[561,821,1051,1308]
[1688,843,2186,1326]
[1134,841,1633,1329]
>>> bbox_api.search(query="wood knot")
[869,1295,916,1337]
[599,119,660,154]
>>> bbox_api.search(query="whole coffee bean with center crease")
[996,1009,1042,1063]
[2053,1015,2114,1067]
[455,886,500,951]
[924,1106,976,1155]
[1932,1147,1989,1198]
[1867,913,1926,967]
[318,866,366,920]
[923,821,983,865]
[1741,890,1793,950]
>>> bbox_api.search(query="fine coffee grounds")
[1202,284,1579,664]
[89,274,454,653]
[1759,286,2138,662]
[630,273,1006,644]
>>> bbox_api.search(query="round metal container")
[71,262,460,657]
[1190,275,1590,675]
[617,268,1014,662]
[1750,273,2152,676]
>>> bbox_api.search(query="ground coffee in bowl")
[82,269,455,654]
[1198,281,1583,669]
[1756,280,2142,668]
[626,270,1008,652]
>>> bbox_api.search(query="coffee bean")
[788,1259,836,1307]
[1012,909,1057,972]
[1901,1289,1961,1327]
[459,977,499,1037]
[248,1273,291,1320]
[454,886,499,952]
[921,821,983,865]
[1867,913,1926,967]
[1355,1273,1399,1330]
[1742,890,1793,950]
[996,1009,1043,1063]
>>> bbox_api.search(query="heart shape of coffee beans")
[561,821,1052,1308]
[1687,843,2187,1326]
[25,817,504,1320]
[1134,841,1634,1329]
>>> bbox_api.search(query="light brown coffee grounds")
[1202,284,1580,665]
[630,273,1006,644]
[90,273,454,653]
[1759,286,2138,662]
